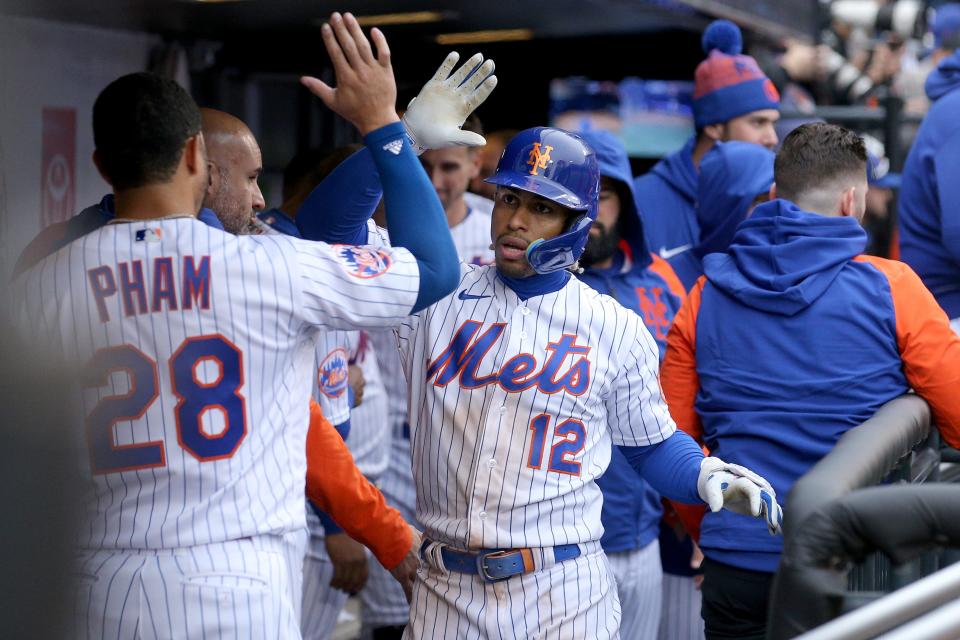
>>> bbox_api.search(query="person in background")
[634,19,779,263]
[668,141,775,292]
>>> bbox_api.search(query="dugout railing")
[765,394,960,639]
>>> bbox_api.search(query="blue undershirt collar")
[496,269,570,301]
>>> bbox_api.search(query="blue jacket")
[898,50,960,318]
[633,137,699,259]
[669,142,775,291]
[577,130,686,553]
[662,198,960,572]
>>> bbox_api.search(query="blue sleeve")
[363,122,460,312]
[935,129,960,265]
[295,148,381,245]
[618,430,705,504]
[334,418,351,441]
[311,503,344,535]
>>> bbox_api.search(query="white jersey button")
[520,331,528,340]
[521,307,530,315]
[499,406,507,413]
[478,510,488,519]
[488,458,496,468]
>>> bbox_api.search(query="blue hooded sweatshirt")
[669,142,775,291]
[898,49,960,318]
[633,137,700,259]
[685,199,915,572]
[577,130,686,555]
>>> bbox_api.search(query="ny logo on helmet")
[527,143,553,176]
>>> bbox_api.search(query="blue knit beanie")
[693,20,780,128]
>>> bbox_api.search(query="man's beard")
[580,221,622,268]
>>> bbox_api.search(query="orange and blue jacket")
[661,198,960,572]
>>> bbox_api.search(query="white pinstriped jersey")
[15,217,420,550]
[344,330,390,478]
[463,191,494,217]
[395,262,675,550]
[451,203,495,266]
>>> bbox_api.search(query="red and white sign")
[41,107,76,228]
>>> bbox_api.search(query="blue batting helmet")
[484,127,600,274]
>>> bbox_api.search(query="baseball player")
[13,13,464,637]
[634,20,780,262]
[300,124,783,638]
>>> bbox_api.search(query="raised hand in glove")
[403,52,498,154]
[697,457,783,535]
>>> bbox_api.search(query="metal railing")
[766,394,958,639]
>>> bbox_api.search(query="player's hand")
[402,52,498,154]
[691,542,705,590]
[301,12,399,136]
[389,525,422,603]
[348,364,365,407]
[325,532,369,594]
[697,456,783,535]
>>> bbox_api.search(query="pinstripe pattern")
[606,539,663,639]
[72,533,304,639]
[15,218,422,636]
[345,330,391,478]
[358,220,492,631]
[658,573,704,640]
[404,548,621,639]
[395,263,675,550]
[359,432,420,630]
[300,514,350,640]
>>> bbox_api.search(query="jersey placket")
[465,291,532,549]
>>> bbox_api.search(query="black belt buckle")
[476,549,526,583]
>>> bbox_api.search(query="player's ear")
[702,123,724,143]
[768,183,777,201]
[91,150,113,187]
[838,185,857,219]
[183,133,205,177]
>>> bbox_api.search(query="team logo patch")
[135,228,162,242]
[334,245,392,279]
[318,348,349,398]
[527,142,553,176]
[382,139,404,155]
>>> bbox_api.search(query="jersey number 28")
[85,335,247,474]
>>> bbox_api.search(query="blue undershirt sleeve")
[333,418,351,441]
[312,504,344,535]
[618,430,705,504]
[295,148,381,245]
[363,122,460,312]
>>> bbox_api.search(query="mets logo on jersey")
[527,143,553,176]
[318,348,349,398]
[334,245,393,279]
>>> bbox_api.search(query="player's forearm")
[619,430,704,504]
[364,122,460,312]
[296,148,381,244]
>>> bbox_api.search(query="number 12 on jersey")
[85,334,247,475]
[526,413,586,476]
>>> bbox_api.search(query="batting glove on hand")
[697,457,783,535]
[402,52,497,154]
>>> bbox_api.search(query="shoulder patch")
[318,348,349,398]
[333,245,393,279]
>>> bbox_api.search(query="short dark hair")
[774,123,866,202]
[93,72,201,190]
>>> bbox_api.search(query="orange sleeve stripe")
[305,399,412,569]
[855,255,960,449]
[648,253,688,301]
[661,276,706,443]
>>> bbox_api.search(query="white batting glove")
[402,52,498,154]
[697,457,783,536]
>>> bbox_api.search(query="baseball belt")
[419,537,589,583]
